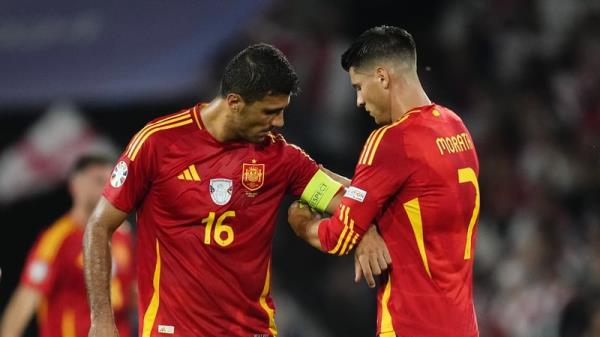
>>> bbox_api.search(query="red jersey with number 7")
[103,104,319,337]
[318,104,480,337]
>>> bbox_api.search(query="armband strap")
[300,169,343,213]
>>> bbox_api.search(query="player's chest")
[151,149,288,215]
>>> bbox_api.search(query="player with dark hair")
[289,26,481,337]
[0,154,135,337]
[84,43,389,337]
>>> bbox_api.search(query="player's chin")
[372,116,384,125]
[249,133,267,143]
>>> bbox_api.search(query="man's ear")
[375,67,390,89]
[226,93,245,113]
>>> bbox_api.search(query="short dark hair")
[220,43,300,103]
[70,153,113,176]
[341,26,416,71]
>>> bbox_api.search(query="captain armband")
[300,169,343,213]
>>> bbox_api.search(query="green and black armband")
[300,169,343,213]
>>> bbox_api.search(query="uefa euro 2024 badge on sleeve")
[110,161,128,188]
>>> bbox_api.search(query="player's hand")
[88,320,119,337]
[288,201,321,237]
[354,225,392,288]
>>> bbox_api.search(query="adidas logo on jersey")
[177,165,201,181]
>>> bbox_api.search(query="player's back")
[376,104,480,336]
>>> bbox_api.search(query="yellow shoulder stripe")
[126,112,192,160]
[36,217,76,261]
[127,112,192,158]
[192,105,204,130]
[358,129,382,165]
[125,111,190,155]
[360,111,417,166]
[358,130,379,164]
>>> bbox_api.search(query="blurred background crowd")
[1,0,599,336]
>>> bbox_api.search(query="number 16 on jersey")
[202,211,236,247]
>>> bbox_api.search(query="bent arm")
[287,201,323,250]
[83,196,128,326]
[0,286,41,337]
[319,165,350,214]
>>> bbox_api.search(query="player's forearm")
[325,190,344,215]
[0,286,40,337]
[295,218,324,251]
[83,217,116,323]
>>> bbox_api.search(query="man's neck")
[391,77,431,121]
[200,98,236,143]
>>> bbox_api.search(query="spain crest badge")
[242,161,265,191]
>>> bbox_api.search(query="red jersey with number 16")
[103,104,319,337]
[318,104,480,337]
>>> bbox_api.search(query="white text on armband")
[435,133,473,155]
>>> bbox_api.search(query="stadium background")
[1,0,599,336]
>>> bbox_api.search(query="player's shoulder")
[368,107,422,142]
[140,106,200,141]
[390,104,462,133]
[42,215,78,239]
[433,104,464,123]
[358,107,430,164]
[263,132,314,161]
[33,215,78,260]
[125,105,201,161]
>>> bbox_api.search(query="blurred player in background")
[288,26,480,337]
[84,43,388,337]
[0,154,135,337]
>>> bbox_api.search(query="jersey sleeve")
[285,143,320,197]
[318,128,416,255]
[103,128,157,213]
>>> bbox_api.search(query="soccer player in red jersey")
[84,43,389,337]
[0,155,135,337]
[288,26,481,337]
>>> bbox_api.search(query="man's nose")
[272,111,284,128]
[356,93,365,108]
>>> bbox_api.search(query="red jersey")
[318,104,480,337]
[20,214,134,337]
[103,104,318,337]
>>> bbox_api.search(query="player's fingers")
[370,254,382,276]
[383,248,392,264]
[354,256,363,283]
[377,253,389,272]
[359,256,376,288]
